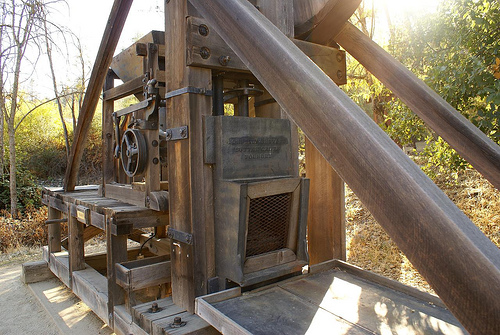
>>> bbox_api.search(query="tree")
[0,0,61,217]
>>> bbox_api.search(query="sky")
[30,0,439,97]
[31,0,164,97]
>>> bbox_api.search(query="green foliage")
[366,0,500,172]
[420,137,471,179]
[383,100,429,146]
[0,168,41,213]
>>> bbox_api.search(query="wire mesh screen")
[245,193,292,257]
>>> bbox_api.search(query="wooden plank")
[68,205,85,283]
[188,2,500,334]
[115,256,171,291]
[49,251,71,288]
[301,0,361,45]
[187,16,346,85]
[306,138,346,263]
[84,246,155,274]
[114,305,149,335]
[332,260,446,308]
[152,311,218,335]
[246,177,299,198]
[103,74,145,101]
[107,216,128,328]
[280,269,465,334]
[334,22,500,190]
[243,248,296,274]
[65,0,133,191]
[105,183,146,208]
[47,206,62,253]
[196,298,251,335]
[62,225,102,250]
[165,0,215,312]
[103,70,115,188]
[132,297,184,334]
[72,267,110,325]
[21,260,54,284]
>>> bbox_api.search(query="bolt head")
[198,24,209,36]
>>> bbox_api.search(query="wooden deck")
[42,185,168,235]
[196,261,467,335]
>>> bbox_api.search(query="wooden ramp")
[196,261,467,335]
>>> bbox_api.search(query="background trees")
[346,0,499,175]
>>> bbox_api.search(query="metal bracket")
[163,126,189,142]
[167,227,193,245]
[166,86,213,99]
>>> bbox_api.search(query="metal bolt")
[165,129,172,140]
[337,70,343,80]
[198,24,209,36]
[106,133,112,139]
[152,303,159,312]
[152,157,159,165]
[152,140,159,147]
[200,47,211,59]
[336,53,343,63]
[219,55,231,66]
[179,127,187,138]
[170,316,187,328]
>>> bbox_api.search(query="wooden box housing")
[205,116,309,287]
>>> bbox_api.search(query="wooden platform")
[42,246,216,335]
[196,261,467,335]
[42,185,167,235]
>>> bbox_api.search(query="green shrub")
[0,169,42,213]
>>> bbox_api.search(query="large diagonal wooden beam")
[333,22,500,190]
[189,1,500,333]
[64,0,134,191]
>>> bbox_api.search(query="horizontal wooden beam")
[189,1,500,334]
[334,22,500,190]
[103,75,146,101]
[64,0,133,191]
[187,16,346,85]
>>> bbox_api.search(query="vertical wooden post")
[165,0,215,312]
[255,0,299,176]
[103,70,115,192]
[256,0,346,264]
[47,206,62,253]
[68,205,85,287]
[106,217,127,328]
[144,43,161,198]
[306,139,346,263]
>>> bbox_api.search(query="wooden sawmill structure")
[24,0,500,334]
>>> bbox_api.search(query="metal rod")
[189,1,500,333]
[45,218,68,225]
[237,80,249,117]
[213,75,224,116]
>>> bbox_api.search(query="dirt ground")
[0,248,113,335]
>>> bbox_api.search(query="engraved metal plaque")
[214,116,294,180]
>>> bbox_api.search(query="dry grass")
[346,167,500,293]
[0,207,68,254]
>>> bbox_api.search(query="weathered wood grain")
[188,1,500,333]
[47,206,62,253]
[306,138,346,263]
[68,205,85,282]
[21,260,54,284]
[165,0,215,312]
[106,216,128,329]
[65,0,133,191]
